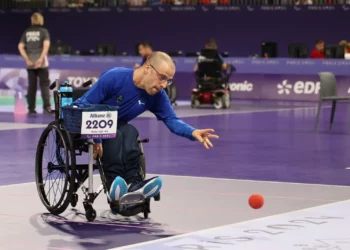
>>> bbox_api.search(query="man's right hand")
[93,143,103,160]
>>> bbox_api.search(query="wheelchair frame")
[35,79,159,222]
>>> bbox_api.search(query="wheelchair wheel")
[138,137,146,180]
[191,94,200,108]
[213,97,223,109]
[35,121,76,215]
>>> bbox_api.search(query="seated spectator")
[52,0,67,7]
[310,40,325,59]
[127,0,147,6]
[295,0,313,4]
[339,40,348,53]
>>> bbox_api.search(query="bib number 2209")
[86,120,114,129]
[81,111,118,139]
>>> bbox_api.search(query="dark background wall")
[0,5,348,57]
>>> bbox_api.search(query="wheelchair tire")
[35,121,76,215]
[213,97,223,109]
[138,137,146,180]
[191,94,200,108]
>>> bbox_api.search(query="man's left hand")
[192,129,219,149]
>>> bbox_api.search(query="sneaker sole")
[109,177,128,201]
[143,177,162,198]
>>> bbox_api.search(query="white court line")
[0,122,47,131]
[1,172,349,189]
[109,198,350,250]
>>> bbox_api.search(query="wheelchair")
[35,79,160,222]
[191,49,235,109]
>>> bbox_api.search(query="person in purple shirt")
[74,51,219,214]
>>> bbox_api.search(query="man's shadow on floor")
[30,208,177,250]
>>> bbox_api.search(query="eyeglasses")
[149,64,173,86]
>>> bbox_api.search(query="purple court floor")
[0,100,350,250]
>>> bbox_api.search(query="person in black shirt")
[18,12,51,115]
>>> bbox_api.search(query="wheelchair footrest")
[119,202,150,217]
[110,194,151,217]
[110,193,146,212]
[120,193,146,206]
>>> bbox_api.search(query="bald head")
[137,51,176,95]
[146,51,176,72]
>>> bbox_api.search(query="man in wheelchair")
[192,39,235,109]
[73,51,219,215]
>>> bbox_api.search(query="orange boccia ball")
[249,194,264,209]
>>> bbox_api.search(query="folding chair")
[314,72,350,131]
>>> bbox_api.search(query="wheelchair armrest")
[228,64,236,73]
[223,64,235,82]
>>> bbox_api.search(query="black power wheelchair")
[35,79,160,222]
[191,49,235,109]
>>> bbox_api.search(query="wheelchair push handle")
[49,79,59,90]
[82,79,93,88]
[49,79,93,90]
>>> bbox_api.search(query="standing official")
[18,12,52,115]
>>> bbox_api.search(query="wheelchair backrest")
[197,49,223,78]
[73,89,90,101]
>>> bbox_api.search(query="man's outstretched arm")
[149,90,219,149]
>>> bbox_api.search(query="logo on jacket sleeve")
[116,95,123,102]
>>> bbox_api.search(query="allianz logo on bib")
[229,81,253,92]
[90,113,106,118]
[277,80,320,95]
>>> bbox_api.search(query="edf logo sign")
[277,80,320,95]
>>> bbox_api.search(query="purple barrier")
[1,67,349,102]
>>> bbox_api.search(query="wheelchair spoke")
[49,131,56,164]
[45,171,60,206]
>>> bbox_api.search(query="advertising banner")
[227,74,350,101]
[2,68,350,102]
